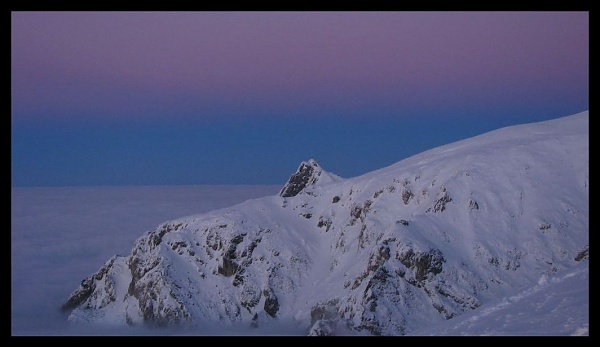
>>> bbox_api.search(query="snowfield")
[409,259,589,336]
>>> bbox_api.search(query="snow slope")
[410,259,589,336]
[62,110,589,335]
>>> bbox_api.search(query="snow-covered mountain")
[62,111,589,335]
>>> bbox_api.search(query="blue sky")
[11,12,589,186]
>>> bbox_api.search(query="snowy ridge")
[62,111,589,335]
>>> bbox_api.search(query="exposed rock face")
[62,256,118,313]
[398,248,445,282]
[574,245,589,262]
[279,159,341,198]
[263,288,279,317]
[280,159,321,197]
[62,112,589,335]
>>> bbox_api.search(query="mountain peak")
[279,159,340,198]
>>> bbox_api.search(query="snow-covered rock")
[63,111,589,335]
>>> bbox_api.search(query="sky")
[11,11,589,187]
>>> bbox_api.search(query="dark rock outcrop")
[398,248,445,282]
[263,288,280,317]
[280,160,322,198]
[574,245,589,261]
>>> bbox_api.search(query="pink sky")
[11,11,589,120]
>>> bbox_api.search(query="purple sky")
[11,11,589,186]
